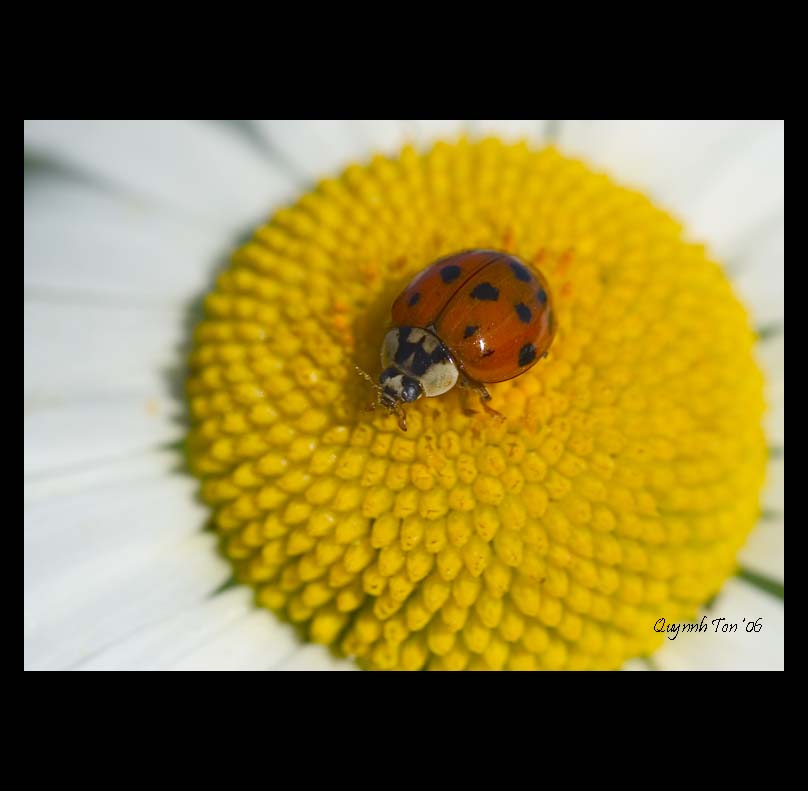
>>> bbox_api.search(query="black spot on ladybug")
[518,343,536,367]
[430,344,450,364]
[394,329,450,377]
[410,356,431,376]
[471,282,499,301]
[395,336,425,372]
[536,287,547,305]
[463,325,479,338]
[515,303,532,323]
[399,326,412,343]
[510,261,532,282]
[440,265,462,283]
[380,367,398,384]
[408,292,420,306]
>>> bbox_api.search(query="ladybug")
[363,249,556,430]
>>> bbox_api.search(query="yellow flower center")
[186,139,766,670]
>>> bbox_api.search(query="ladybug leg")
[456,375,479,416]
[458,376,505,421]
[460,390,480,417]
[394,403,408,431]
[475,384,505,421]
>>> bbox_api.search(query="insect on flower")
[358,250,556,430]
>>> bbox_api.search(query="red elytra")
[391,249,555,383]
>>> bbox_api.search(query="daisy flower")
[23,120,784,670]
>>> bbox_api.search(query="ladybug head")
[353,364,422,431]
[377,366,423,431]
[379,367,423,406]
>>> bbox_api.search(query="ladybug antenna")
[354,364,385,411]
[354,364,382,393]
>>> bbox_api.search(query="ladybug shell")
[391,250,555,384]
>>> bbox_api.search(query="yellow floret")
[187,139,767,670]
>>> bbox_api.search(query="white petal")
[557,120,784,257]
[24,452,227,670]
[25,447,177,503]
[75,581,358,670]
[559,120,745,188]
[763,363,785,449]
[24,299,183,476]
[739,515,784,583]
[170,607,299,672]
[681,123,784,259]
[733,224,785,327]
[737,371,785,597]
[765,400,785,459]
[75,587,301,671]
[758,328,785,385]
[25,178,227,306]
[253,120,409,182]
[24,301,183,402]
[270,643,357,671]
[351,119,411,155]
[622,658,653,671]
[24,120,297,230]
[652,578,784,670]
[408,119,467,145]
[472,119,550,142]
[24,397,179,478]
[764,455,785,514]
